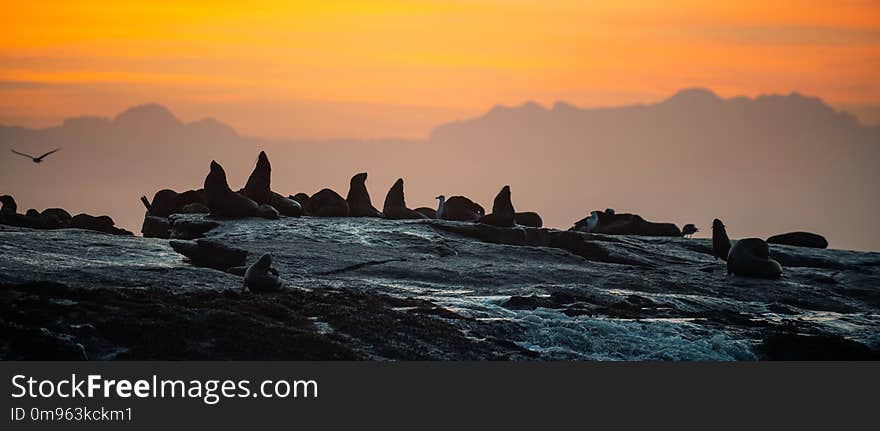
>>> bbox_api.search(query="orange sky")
[2,0,879,138]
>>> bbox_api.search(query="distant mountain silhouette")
[1,90,878,250]
[429,88,880,251]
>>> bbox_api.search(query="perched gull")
[682,224,699,238]
[435,195,446,220]
[11,148,61,163]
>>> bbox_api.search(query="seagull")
[682,224,699,238]
[11,148,61,163]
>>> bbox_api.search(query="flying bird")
[11,148,61,163]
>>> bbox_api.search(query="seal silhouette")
[245,254,283,292]
[383,178,428,220]
[0,195,16,214]
[414,207,437,218]
[767,232,828,249]
[241,151,272,205]
[479,185,516,227]
[712,218,732,261]
[439,195,484,222]
[515,211,542,228]
[346,172,383,217]
[204,160,259,217]
[727,238,783,279]
[306,189,349,217]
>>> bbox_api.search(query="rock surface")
[1,217,878,360]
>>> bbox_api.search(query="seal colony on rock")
[383,178,428,220]
[712,218,732,261]
[204,160,260,218]
[306,189,349,217]
[479,185,516,227]
[346,172,384,218]
[727,238,783,279]
[767,232,828,249]
[244,254,283,292]
[0,194,132,235]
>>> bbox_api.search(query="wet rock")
[141,215,171,239]
[169,239,247,270]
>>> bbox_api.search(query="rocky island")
[2,214,878,360]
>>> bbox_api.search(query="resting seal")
[1,195,18,214]
[290,193,310,210]
[727,238,783,279]
[414,207,437,218]
[439,195,484,222]
[767,232,828,249]
[383,178,428,220]
[346,172,384,217]
[712,218,731,261]
[241,151,272,205]
[515,211,542,228]
[479,185,516,227]
[245,254,283,292]
[306,189,349,217]
[204,160,259,217]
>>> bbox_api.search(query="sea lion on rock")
[290,193,310,210]
[204,160,259,217]
[570,211,600,233]
[306,189,349,217]
[712,219,732,261]
[70,214,133,235]
[383,178,428,220]
[415,207,437,219]
[179,203,210,214]
[479,185,516,227]
[590,211,680,236]
[0,195,17,214]
[149,189,179,217]
[244,254,283,292]
[346,172,384,218]
[41,208,72,227]
[269,192,301,217]
[727,238,783,279]
[257,204,280,219]
[767,232,828,249]
[174,189,207,212]
[241,151,272,205]
[170,239,247,270]
[439,196,484,222]
[515,212,543,228]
